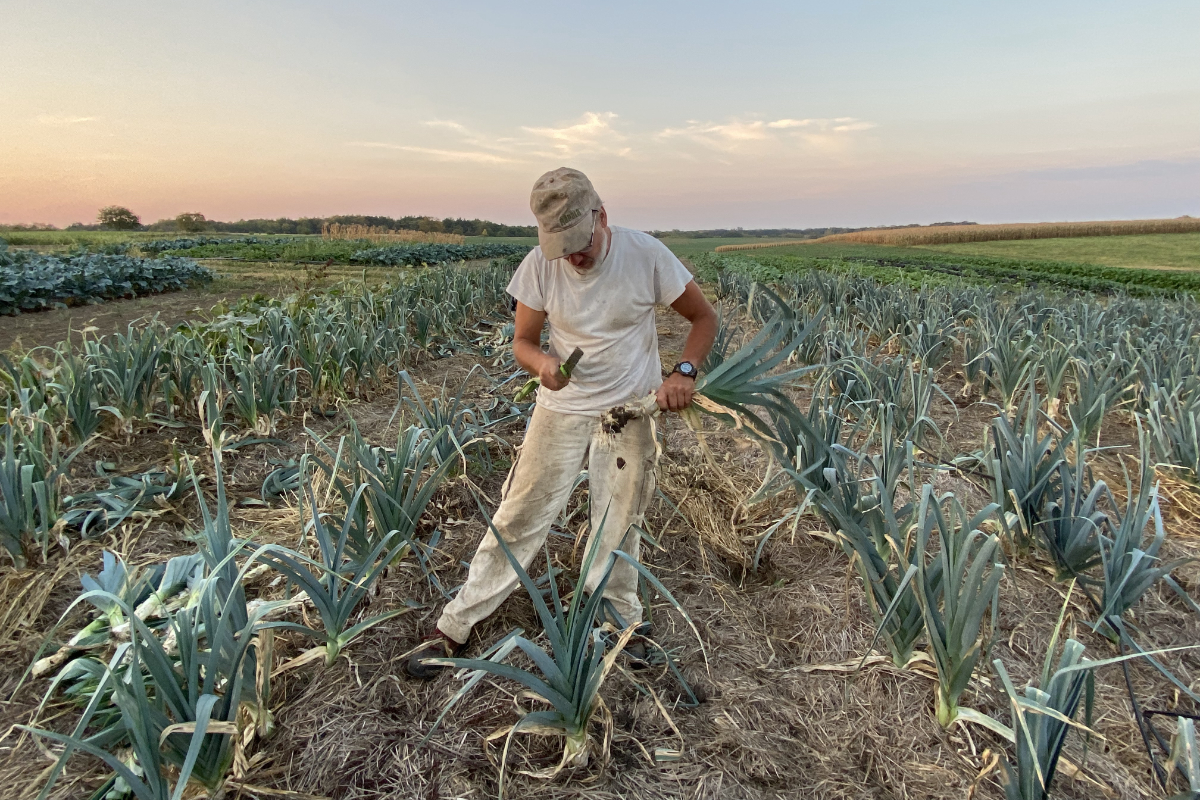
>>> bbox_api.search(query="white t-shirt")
[507,226,693,416]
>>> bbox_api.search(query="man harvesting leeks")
[406,167,717,678]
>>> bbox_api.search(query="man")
[406,167,717,678]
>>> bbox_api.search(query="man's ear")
[598,206,608,227]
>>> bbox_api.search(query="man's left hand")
[657,372,696,412]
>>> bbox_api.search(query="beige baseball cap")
[529,168,602,260]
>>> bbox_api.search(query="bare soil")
[0,289,246,353]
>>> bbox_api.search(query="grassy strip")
[917,232,1200,271]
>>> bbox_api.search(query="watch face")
[678,362,696,376]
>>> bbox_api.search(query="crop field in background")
[815,217,1200,245]
[708,241,1200,297]
[0,229,1198,800]
[717,218,1200,252]
[321,223,466,245]
[0,230,282,250]
[918,232,1200,271]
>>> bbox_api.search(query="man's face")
[565,208,608,270]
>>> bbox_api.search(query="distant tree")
[97,206,141,230]
[175,212,207,232]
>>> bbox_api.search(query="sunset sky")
[2,1,1197,230]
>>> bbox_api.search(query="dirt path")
[0,288,248,353]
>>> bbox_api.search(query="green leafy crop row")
[147,237,532,265]
[0,250,214,315]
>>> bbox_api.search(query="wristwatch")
[670,361,698,379]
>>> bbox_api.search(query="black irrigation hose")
[1117,627,1171,788]
[1050,560,1173,789]
[1144,709,1200,721]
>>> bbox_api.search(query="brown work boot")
[404,629,466,680]
[621,622,654,670]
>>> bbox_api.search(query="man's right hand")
[538,354,568,391]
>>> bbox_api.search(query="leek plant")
[1038,339,1073,420]
[993,629,1094,800]
[223,346,298,434]
[86,323,165,421]
[62,463,188,538]
[347,424,454,556]
[398,367,514,472]
[160,334,207,418]
[888,360,948,448]
[753,384,860,509]
[24,587,273,800]
[1145,387,1200,484]
[984,333,1036,411]
[1066,355,1135,447]
[0,401,79,566]
[988,380,1065,552]
[959,325,987,400]
[1095,434,1196,641]
[902,320,955,368]
[0,352,52,413]
[819,453,928,669]
[308,421,454,588]
[260,460,301,502]
[911,487,1004,727]
[25,445,274,800]
[294,316,338,404]
[32,551,204,679]
[986,587,1199,800]
[425,503,701,793]
[51,349,118,443]
[1038,440,1106,581]
[253,481,413,666]
[701,305,741,375]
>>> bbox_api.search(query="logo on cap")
[558,207,582,228]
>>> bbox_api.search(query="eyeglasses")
[567,210,600,259]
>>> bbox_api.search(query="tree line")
[55,208,537,237]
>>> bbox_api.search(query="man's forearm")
[680,311,718,370]
[513,338,551,375]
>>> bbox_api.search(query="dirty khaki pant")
[437,404,657,645]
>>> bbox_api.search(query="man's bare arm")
[513,301,568,391]
[657,281,718,412]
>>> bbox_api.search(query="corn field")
[321,223,466,245]
[715,217,1200,251]
[2,253,1200,799]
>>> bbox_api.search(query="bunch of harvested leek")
[601,287,821,443]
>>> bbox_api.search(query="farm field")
[467,234,805,259]
[808,218,1200,247]
[917,232,1200,271]
[705,241,1200,297]
[658,236,807,260]
[0,260,417,353]
[0,232,1198,800]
